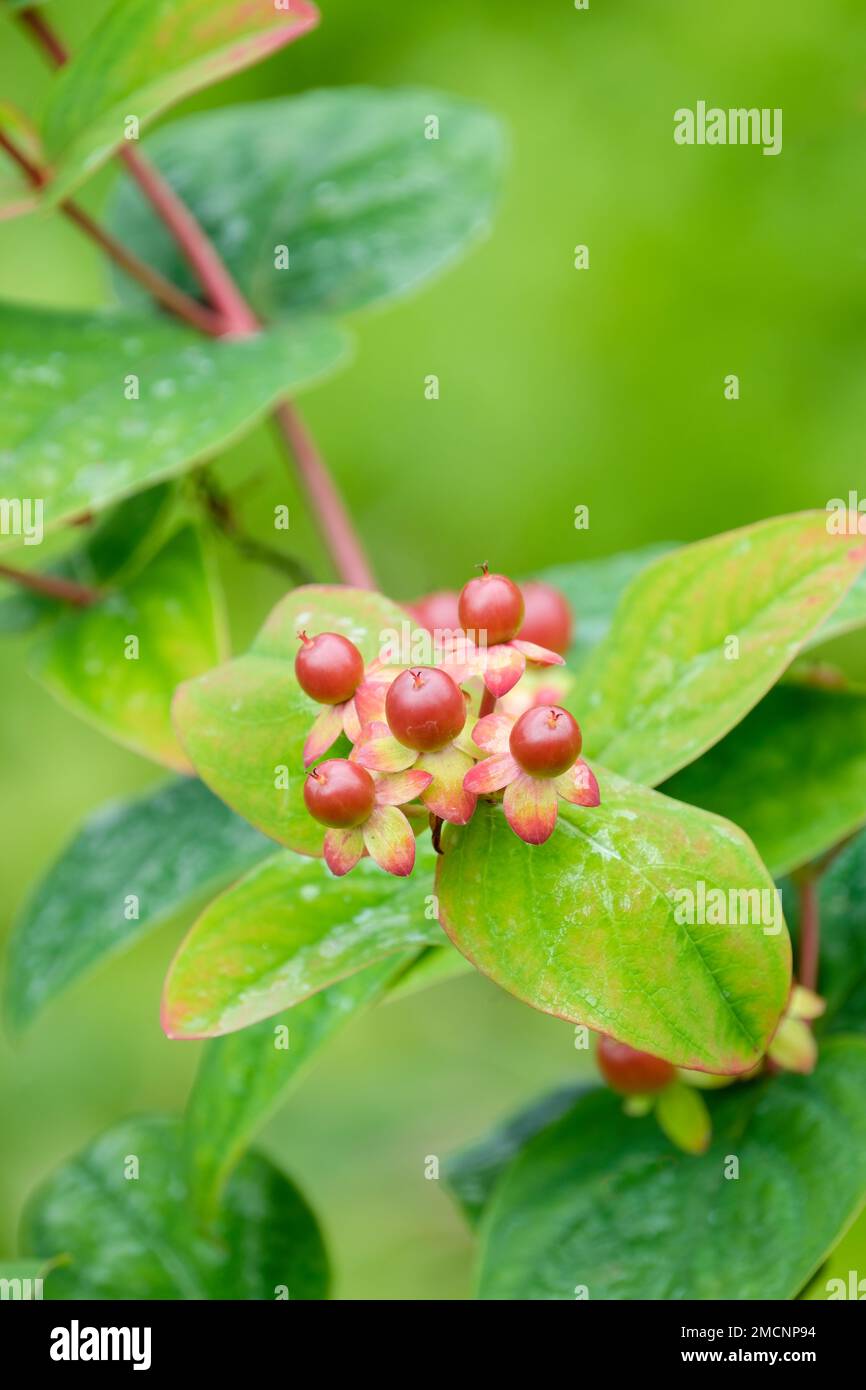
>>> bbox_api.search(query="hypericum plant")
[3,1,866,1304]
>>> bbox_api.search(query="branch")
[16,6,377,589]
[272,403,375,589]
[18,7,68,66]
[0,563,99,607]
[119,148,258,336]
[196,473,314,587]
[0,132,223,335]
[797,874,820,994]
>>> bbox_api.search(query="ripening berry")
[295,631,365,705]
[517,581,573,656]
[509,705,582,778]
[303,759,376,828]
[385,667,466,752]
[597,1035,675,1095]
[458,566,524,646]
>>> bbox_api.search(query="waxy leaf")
[42,0,319,202]
[0,303,347,541]
[173,585,412,854]
[23,1116,329,1300]
[108,88,505,319]
[4,777,271,1032]
[663,685,866,877]
[531,545,675,668]
[477,1038,866,1300]
[186,956,413,1218]
[29,526,226,770]
[437,773,791,1072]
[163,842,440,1038]
[576,513,866,787]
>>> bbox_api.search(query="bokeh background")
[1,0,864,1298]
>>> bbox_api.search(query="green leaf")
[41,0,319,202]
[23,1116,329,1300]
[174,584,412,854]
[163,842,440,1038]
[4,777,272,1032]
[107,88,505,319]
[576,512,866,787]
[662,685,866,877]
[0,303,347,542]
[436,773,791,1072]
[477,1037,866,1299]
[531,544,675,669]
[29,525,227,769]
[444,1084,590,1228]
[186,956,411,1219]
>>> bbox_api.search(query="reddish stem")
[0,563,99,607]
[18,7,69,66]
[0,132,222,335]
[797,876,820,994]
[119,148,259,336]
[15,7,378,589]
[273,403,375,589]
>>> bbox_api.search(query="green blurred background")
[1,0,864,1298]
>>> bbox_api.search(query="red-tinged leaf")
[471,713,512,754]
[323,827,364,877]
[510,638,566,667]
[554,759,601,807]
[162,843,441,1038]
[436,773,791,1073]
[373,769,433,806]
[302,702,344,766]
[42,0,320,203]
[464,752,519,795]
[577,512,866,787]
[352,721,417,773]
[483,643,526,697]
[417,745,478,825]
[503,772,558,844]
[362,805,416,876]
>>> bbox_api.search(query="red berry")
[385,667,466,752]
[518,581,573,656]
[597,1035,675,1095]
[295,631,364,705]
[509,705,581,777]
[408,590,462,634]
[303,759,375,828]
[458,566,524,646]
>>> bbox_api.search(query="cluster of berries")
[297,568,600,877]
